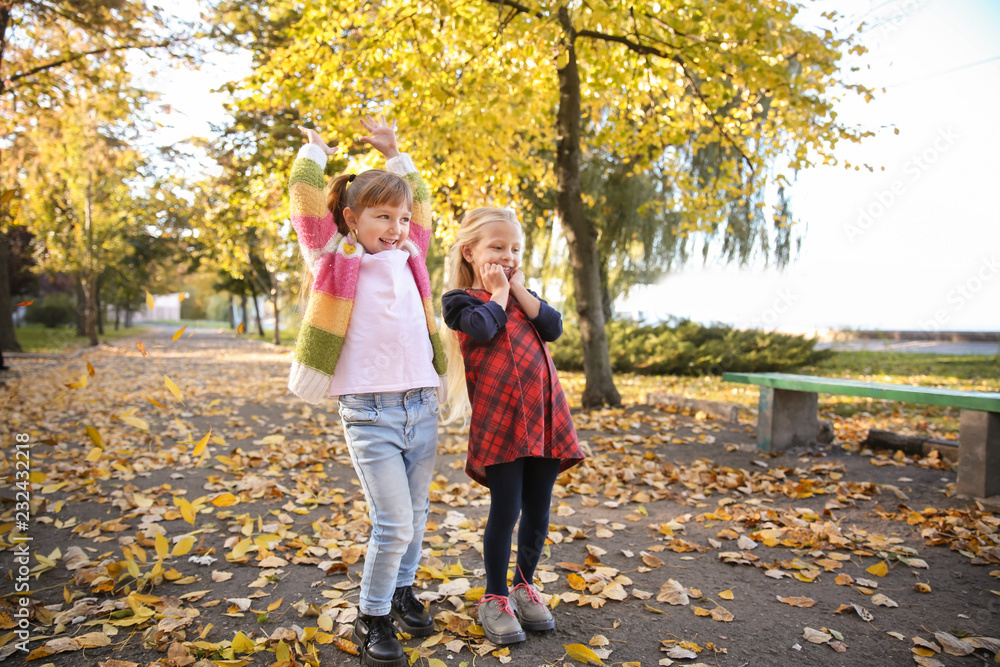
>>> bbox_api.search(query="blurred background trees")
[2,0,870,392]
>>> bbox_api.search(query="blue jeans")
[338,387,439,616]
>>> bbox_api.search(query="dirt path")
[2,327,998,667]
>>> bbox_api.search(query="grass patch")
[249,326,298,347]
[15,324,148,353]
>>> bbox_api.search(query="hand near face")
[480,263,510,294]
[509,269,525,288]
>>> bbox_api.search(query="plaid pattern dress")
[443,288,583,486]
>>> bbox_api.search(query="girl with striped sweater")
[288,116,445,667]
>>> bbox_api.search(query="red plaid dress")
[444,288,583,486]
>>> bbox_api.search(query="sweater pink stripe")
[409,258,432,297]
[292,213,336,251]
[407,224,431,256]
[313,250,361,299]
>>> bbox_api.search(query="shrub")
[549,318,832,375]
[24,293,77,329]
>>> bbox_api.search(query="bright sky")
[620,0,1000,333]
[143,0,1000,334]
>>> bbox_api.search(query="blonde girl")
[441,207,583,645]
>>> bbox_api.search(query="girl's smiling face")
[345,203,411,254]
[462,219,523,288]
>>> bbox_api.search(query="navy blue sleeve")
[527,291,563,342]
[442,289,508,343]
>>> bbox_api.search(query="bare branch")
[4,38,177,93]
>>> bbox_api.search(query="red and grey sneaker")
[510,582,555,631]
[476,594,526,645]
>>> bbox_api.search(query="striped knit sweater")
[287,143,446,404]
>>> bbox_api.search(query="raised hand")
[480,263,510,295]
[298,126,336,156]
[359,115,400,158]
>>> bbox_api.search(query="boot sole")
[389,610,435,637]
[515,614,555,632]
[481,625,527,645]
[351,630,408,667]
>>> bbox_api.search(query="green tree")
[195,106,306,346]
[217,0,871,406]
[0,0,194,354]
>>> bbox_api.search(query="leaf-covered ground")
[2,327,998,667]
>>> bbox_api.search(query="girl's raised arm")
[289,127,338,268]
[299,126,336,156]
[365,116,434,256]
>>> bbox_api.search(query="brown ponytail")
[325,174,354,237]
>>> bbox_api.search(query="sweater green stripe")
[294,324,344,375]
[404,172,431,203]
[429,332,446,375]
[289,158,325,189]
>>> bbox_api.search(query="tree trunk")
[82,176,98,346]
[0,0,12,364]
[125,307,132,328]
[228,294,235,328]
[240,294,248,332]
[74,276,86,336]
[81,271,98,346]
[96,276,104,335]
[0,231,22,352]
[0,3,12,96]
[250,283,264,336]
[114,305,120,330]
[555,8,620,408]
[270,288,280,346]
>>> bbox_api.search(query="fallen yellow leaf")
[164,375,183,404]
[563,643,605,665]
[86,425,103,448]
[866,561,889,577]
[193,431,212,457]
[172,536,195,556]
[211,492,238,507]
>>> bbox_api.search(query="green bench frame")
[722,372,1000,498]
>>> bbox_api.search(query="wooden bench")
[722,372,1000,498]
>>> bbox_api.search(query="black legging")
[482,457,562,596]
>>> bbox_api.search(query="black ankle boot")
[352,614,405,667]
[390,585,434,637]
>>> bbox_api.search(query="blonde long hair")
[442,207,522,423]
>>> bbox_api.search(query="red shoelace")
[510,583,544,606]
[477,594,516,617]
